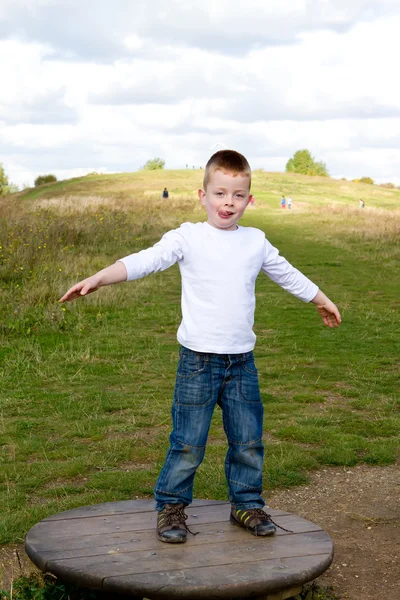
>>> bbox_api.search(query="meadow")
[0,169,399,547]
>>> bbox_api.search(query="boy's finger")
[59,284,84,302]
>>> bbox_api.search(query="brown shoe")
[230,507,277,536]
[157,503,189,543]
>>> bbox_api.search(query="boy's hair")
[203,150,252,190]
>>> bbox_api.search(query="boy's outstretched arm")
[59,262,127,303]
[311,290,341,328]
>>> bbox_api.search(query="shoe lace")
[247,508,293,533]
[163,505,199,536]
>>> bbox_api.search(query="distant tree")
[359,176,374,185]
[141,158,165,171]
[0,163,10,196]
[285,149,329,177]
[34,174,58,187]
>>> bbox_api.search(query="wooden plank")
[101,554,333,600]
[27,515,322,558]
[42,499,228,521]
[27,505,291,540]
[43,531,332,579]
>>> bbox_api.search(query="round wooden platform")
[25,499,333,600]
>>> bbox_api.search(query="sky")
[1,0,400,188]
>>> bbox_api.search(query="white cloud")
[1,1,400,187]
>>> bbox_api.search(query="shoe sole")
[230,516,276,536]
[157,533,187,543]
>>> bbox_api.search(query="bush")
[358,177,374,185]
[140,158,165,171]
[34,174,58,187]
[286,150,329,177]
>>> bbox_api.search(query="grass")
[0,169,399,551]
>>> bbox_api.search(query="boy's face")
[198,169,253,231]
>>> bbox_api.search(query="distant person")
[281,196,286,209]
[60,150,340,544]
[359,199,365,208]
[162,188,169,199]
[287,196,292,209]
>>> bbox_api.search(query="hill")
[0,168,398,549]
[13,168,400,212]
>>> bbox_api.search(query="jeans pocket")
[240,364,262,403]
[178,349,207,377]
[176,350,212,406]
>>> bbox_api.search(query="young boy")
[60,150,341,544]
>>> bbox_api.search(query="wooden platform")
[25,499,333,600]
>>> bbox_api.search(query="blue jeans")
[154,346,265,511]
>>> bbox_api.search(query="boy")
[60,150,341,544]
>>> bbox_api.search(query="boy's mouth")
[218,210,234,218]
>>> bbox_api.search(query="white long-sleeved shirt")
[118,222,318,354]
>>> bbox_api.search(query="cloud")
[1,0,399,59]
[1,90,77,125]
[1,1,400,187]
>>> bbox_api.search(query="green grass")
[0,170,399,545]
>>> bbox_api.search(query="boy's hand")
[316,302,341,328]
[59,275,102,303]
[311,290,341,328]
[59,262,127,303]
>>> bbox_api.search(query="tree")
[359,177,374,185]
[141,158,165,171]
[0,163,10,196]
[285,149,329,177]
[34,174,58,187]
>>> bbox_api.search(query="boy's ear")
[247,195,254,206]
[198,188,206,206]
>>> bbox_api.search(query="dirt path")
[268,463,400,599]
[1,463,399,599]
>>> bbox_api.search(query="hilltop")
[11,169,400,212]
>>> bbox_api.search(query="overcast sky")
[1,0,400,187]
